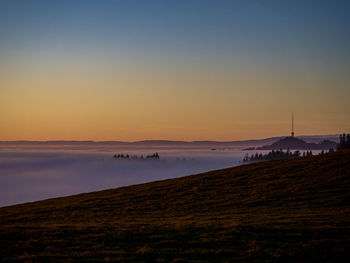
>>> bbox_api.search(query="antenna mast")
[291,112,294,137]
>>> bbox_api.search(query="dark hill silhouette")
[0,135,339,148]
[257,136,337,150]
[1,150,350,262]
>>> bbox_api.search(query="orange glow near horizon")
[1,51,349,142]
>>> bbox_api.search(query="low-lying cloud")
[0,148,246,207]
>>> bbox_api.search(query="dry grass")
[1,150,350,262]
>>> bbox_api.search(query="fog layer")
[0,147,246,207]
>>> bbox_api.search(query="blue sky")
[1,0,349,59]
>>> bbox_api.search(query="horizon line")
[0,134,340,144]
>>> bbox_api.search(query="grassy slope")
[1,151,350,262]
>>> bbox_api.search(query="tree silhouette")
[337,133,350,150]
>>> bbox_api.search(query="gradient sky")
[1,0,349,141]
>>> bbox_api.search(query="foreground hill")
[1,151,350,262]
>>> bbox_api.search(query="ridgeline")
[257,136,337,150]
[1,151,350,262]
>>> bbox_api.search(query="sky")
[1,0,349,141]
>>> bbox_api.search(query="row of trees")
[337,133,350,150]
[243,149,304,163]
[113,152,160,160]
[243,149,338,163]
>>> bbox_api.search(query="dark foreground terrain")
[1,151,350,262]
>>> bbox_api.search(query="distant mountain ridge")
[0,134,339,148]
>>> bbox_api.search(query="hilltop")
[1,151,350,262]
[257,136,337,150]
